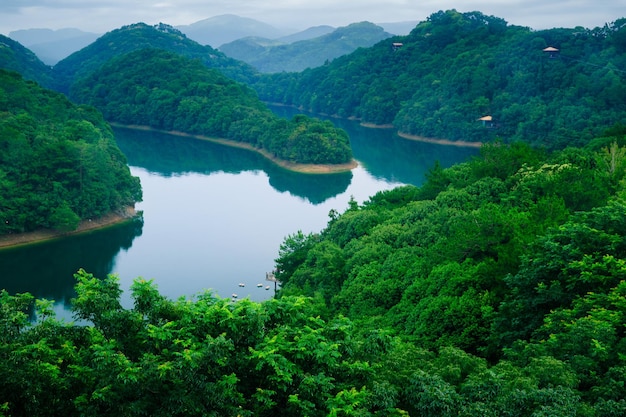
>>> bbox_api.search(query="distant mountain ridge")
[277,26,335,43]
[5,15,417,67]
[176,14,290,47]
[9,28,96,46]
[219,21,394,73]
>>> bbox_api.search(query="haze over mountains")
[8,28,100,65]
[220,21,394,73]
[8,14,418,66]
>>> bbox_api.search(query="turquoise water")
[0,114,478,319]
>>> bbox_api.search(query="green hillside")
[0,69,141,234]
[70,48,353,165]
[0,35,54,89]
[253,10,626,149]
[219,22,393,73]
[52,22,259,94]
[3,10,626,417]
[3,137,626,415]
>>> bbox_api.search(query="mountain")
[0,35,54,88]
[219,21,393,73]
[8,28,101,65]
[52,22,258,94]
[176,14,290,48]
[70,48,353,165]
[9,28,92,46]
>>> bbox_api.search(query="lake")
[0,109,479,319]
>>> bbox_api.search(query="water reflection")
[113,127,352,205]
[0,217,143,314]
[0,115,478,316]
[267,171,352,205]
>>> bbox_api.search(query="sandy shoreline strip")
[0,207,138,250]
[111,123,358,174]
[397,131,483,148]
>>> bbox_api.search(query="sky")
[0,0,624,36]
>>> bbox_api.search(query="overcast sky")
[1,0,623,36]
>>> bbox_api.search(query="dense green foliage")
[0,271,383,417]
[3,138,626,415]
[272,136,626,413]
[4,9,626,416]
[70,48,353,165]
[0,69,141,234]
[52,23,258,94]
[253,10,626,149]
[219,22,393,73]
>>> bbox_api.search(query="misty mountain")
[219,21,393,73]
[0,34,54,88]
[4,16,416,69]
[276,25,335,43]
[8,28,101,65]
[176,14,290,48]
[9,28,93,46]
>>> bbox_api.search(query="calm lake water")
[0,108,479,319]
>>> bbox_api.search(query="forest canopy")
[0,69,141,234]
[3,138,626,416]
[70,48,353,165]
[51,22,259,95]
[3,10,626,416]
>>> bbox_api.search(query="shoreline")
[360,122,395,129]
[111,123,358,174]
[264,103,482,148]
[0,207,139,250]
[260,102,483,148]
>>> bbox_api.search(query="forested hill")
[4,138,626,415]
[2,22,354,168]
[52,22,258,94]
[219,21,393,73]
[0,34,54,89]
[253,10,626,150]
[271,138,626,414]
[0,69,142,234]
[70,48,353,165]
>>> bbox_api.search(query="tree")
[49,203,80,232]
[0,69,142,235]
[274,231,319,285]
[70,49,353,166]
